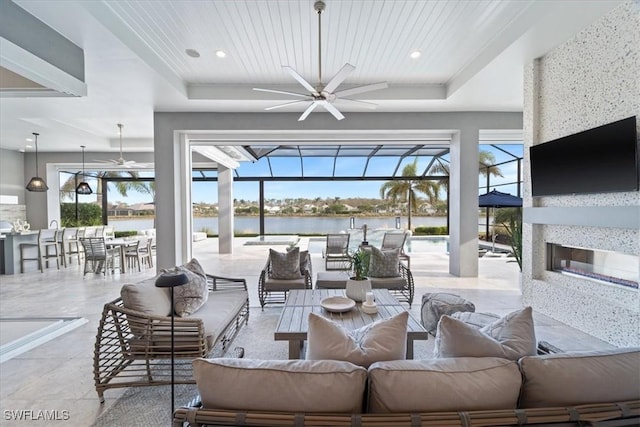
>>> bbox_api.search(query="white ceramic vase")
[345,278,372,302]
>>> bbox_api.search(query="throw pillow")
[306,311,408,368]
[433,306,537,360]
[270,247,301,279]
[299,250,310,275]
[368,246,400,278]
[162,258,209,317]
[286,247,309,275]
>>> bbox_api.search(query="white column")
[154,128,191,269]
[449,131,479,277]
[217,165,234,254]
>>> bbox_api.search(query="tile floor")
[0,237,613,426]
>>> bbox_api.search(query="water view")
[109,216,453,234]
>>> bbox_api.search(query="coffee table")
[274,289,428,359]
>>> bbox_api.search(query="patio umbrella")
[478,190,522,252]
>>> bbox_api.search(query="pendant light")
[25,132,48,192]
[75,145,93,195]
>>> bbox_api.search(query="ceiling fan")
[253,0,388,121]
[95,123,146,168]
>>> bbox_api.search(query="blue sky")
[101,144,523,205]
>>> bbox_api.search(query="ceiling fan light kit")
[254,0,388,121]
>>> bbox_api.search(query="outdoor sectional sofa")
[173,347,639,426]
[93,259,249,402]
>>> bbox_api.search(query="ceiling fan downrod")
[315,1,325,89]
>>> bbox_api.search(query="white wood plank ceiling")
[0,0,623,152]
[102,0,528,85]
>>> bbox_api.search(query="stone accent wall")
[522,0,640,347]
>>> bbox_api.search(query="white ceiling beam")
[192,146,240,169]
[446,0,548,97]
[187,84,446,101]
[79,0,187,97]
[0,1,86,97]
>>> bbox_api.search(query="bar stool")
[20,229,61,273]
[61,227,82,267]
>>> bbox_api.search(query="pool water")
[307,234,448,254]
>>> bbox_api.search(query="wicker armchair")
[258,250,312,309]
[93,274,249,403]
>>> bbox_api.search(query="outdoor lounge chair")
[381,231,411,268]
[258,249,312,309]
[323,233,351,270]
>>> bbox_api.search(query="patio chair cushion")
[368,247,400,278]
[370,276,406,290]
[368,357,521,413]
[163,258,209,317]
[120,275,171,316]
[518,348,640,408]
[196,289,250,349]
[270,247,301,279]
[306,311,408,368]
[193,358,367,413]
[433,306,537,360]
[263,277,308,291]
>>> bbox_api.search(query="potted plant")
[346,248,371,302]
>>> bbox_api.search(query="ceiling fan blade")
[319,101,345,121]
[283,66,319,95]
[265,100,309,111]
[323,63,355,94]
[298,102,318,121]
[334,81,388,98]
[253,87,311,98]
[335,98,379,109]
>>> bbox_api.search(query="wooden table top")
[274,289,427,341]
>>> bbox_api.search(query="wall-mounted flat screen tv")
[530,116,638,197]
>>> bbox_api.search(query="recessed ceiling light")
[185,48,200,58]
[26,137,33,142]
[215,50,227,58]
[25,145,32,148]
[410,50,421,59]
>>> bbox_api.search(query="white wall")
[522,0,640,346]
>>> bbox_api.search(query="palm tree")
[60,170,155,224]
[60,170,150,202]
[379,158,440,231]
[427,150,504,190]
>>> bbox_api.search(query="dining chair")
[323,233,351,270]
[80,237,120,277]
[380,231,410,268]
[124,237,149,272]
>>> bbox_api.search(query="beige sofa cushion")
[434,306,537,360]
[193,358,367,413]
[306,311,408,368]
[368,357,521,413]
[196,289,248,349]
[518,348,640,408]
[120,275,171,316]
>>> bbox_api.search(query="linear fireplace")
[546,243,638,289]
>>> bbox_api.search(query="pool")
[307,233,448,254]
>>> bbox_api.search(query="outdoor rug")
[93,306,434,426]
